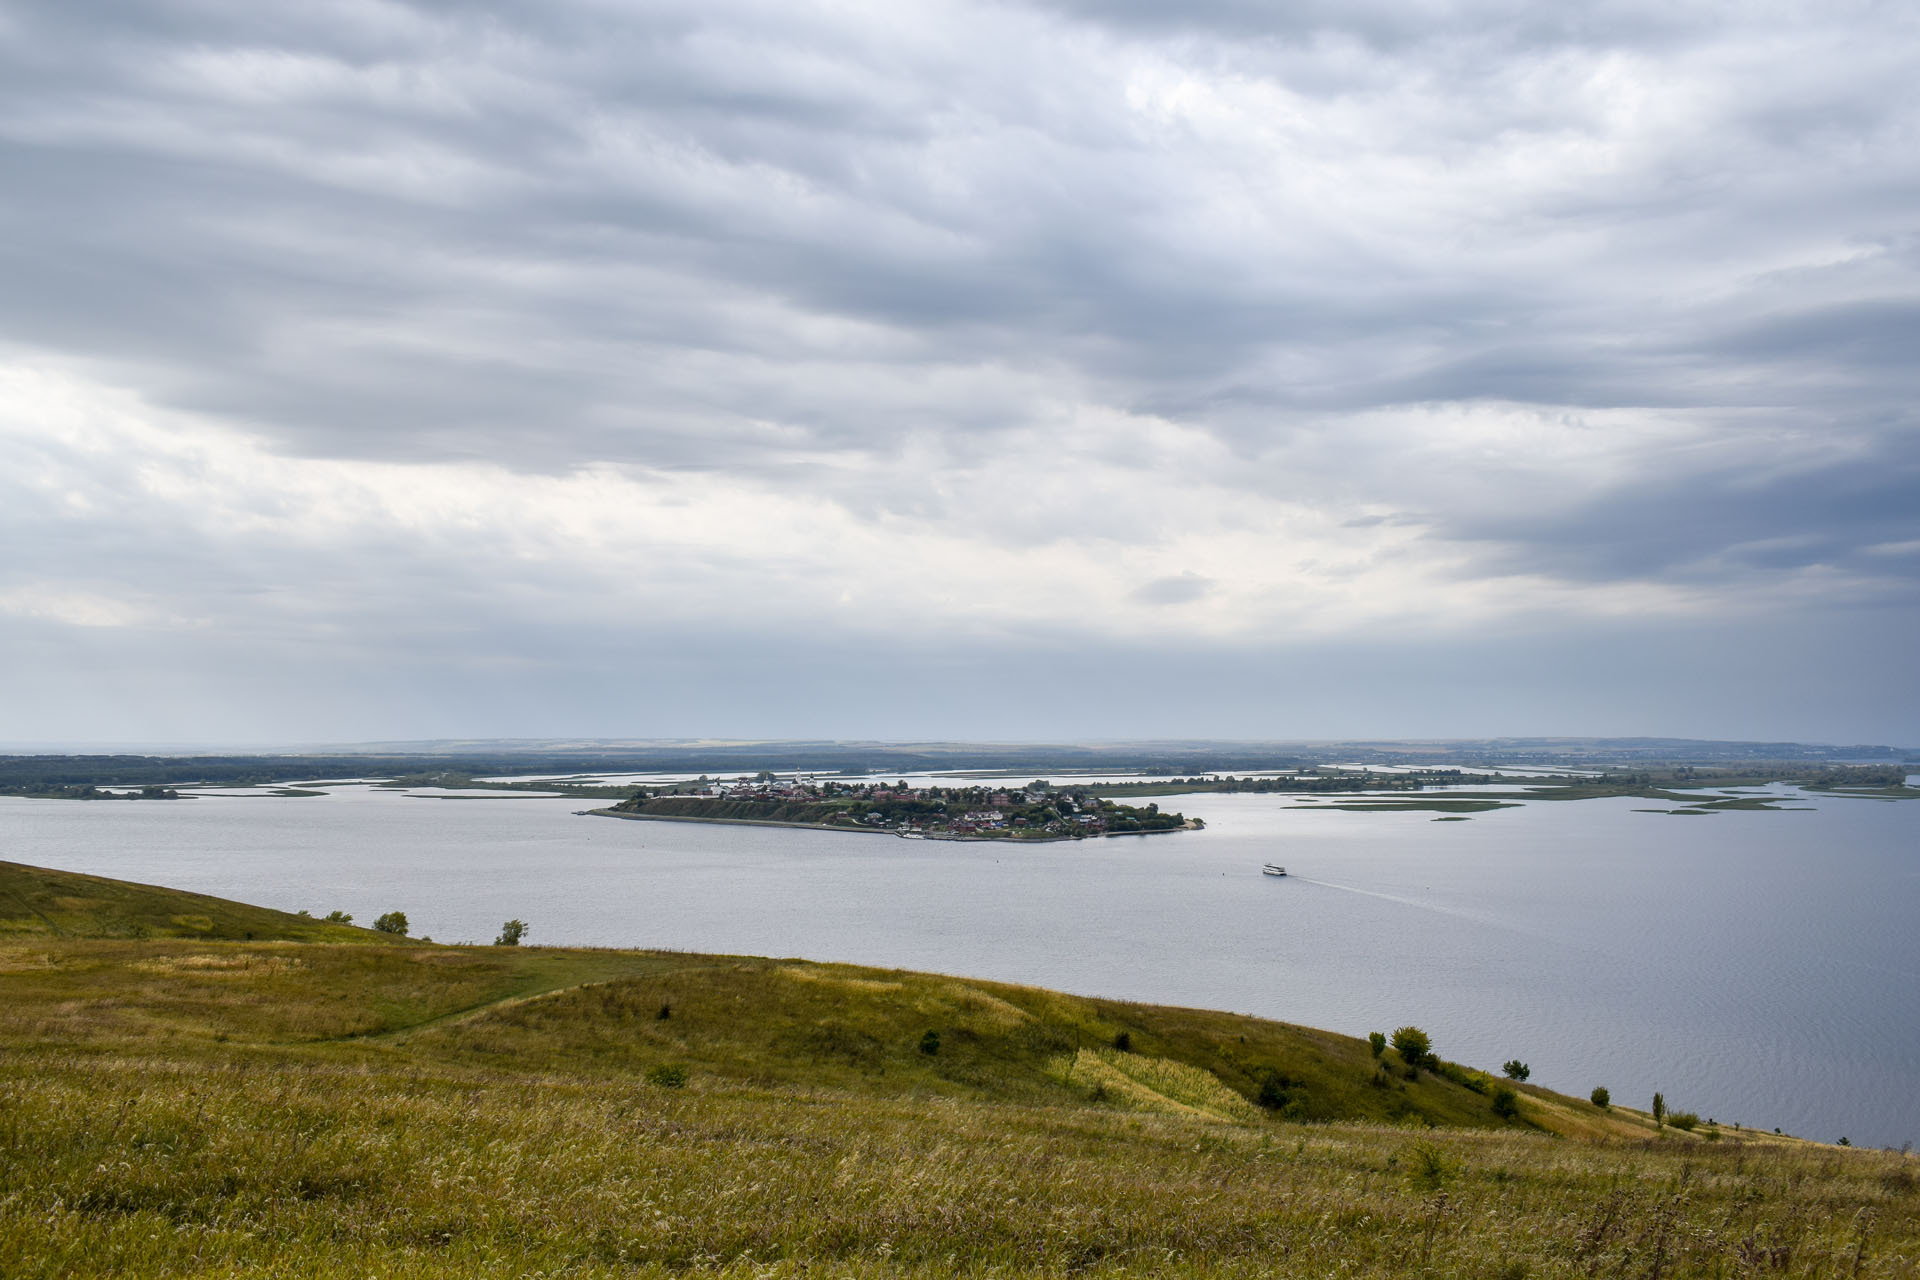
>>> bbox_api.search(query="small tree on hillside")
[372,911,408,935]
[1391,1026,1432,1070]
[1652,1091,1666,1128]
[1501,1060,1530,1081]
[1368,1031,1387,1059]
[495,919,528,947]
[1590,1085,1611,1109]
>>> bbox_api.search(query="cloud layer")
[2,0,1916,741]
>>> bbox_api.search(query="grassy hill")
[1,862,1911,1278]
[0,859,383,943]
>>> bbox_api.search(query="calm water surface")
[5,784,1916,1146]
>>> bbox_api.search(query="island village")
[605,776,1198,840]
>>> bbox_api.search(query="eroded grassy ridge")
[2,862,1913,1277]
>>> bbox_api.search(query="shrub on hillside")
[1590,1086,1610,1109]
[645,1064,687,1088]
[1435,1062,1492,1094]
[1490,1085,1520,1120]
[372,911,408,935]
[1255,1069,1299,1112]
[1391,1026,1432,1069]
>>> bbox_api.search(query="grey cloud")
[1442,441,1920,587]
[5,0,1914,468]
[1026,0,1715,49]
[2,0,1919,739]
[1131,573,1214,605]
[1707,299,1920,374]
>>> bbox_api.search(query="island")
[594,776,1199,840]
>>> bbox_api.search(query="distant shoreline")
[585,807,1198,842]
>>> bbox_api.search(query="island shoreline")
[585,807,1198,842]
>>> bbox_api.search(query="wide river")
[5,780,1916,1147]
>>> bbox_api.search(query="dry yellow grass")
[934,981,1033,1027]
[1055,1048,1264,1124]
[778,963,907,993]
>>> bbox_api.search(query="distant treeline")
[1103,764,1913,794]
[1093,770,1498,797]
[1795,765,1912,789]
[1578,765,1913,790]
[0,754,558,791]
[1,747,1910,797]
[0,750,1311,791]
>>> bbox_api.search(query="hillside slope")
[2,862,1610,1134]
[0,860,382,943]
[0,863,1910,1278]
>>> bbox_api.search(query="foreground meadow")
[2,861,1914,1278]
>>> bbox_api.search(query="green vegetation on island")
[1,860,1912,1278]
[0,783,185,801]
[604,778,1196,839]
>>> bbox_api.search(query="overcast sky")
[3,0,1917,746]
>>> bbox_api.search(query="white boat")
[1262,863,1287,877]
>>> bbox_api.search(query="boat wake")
[1281,874,1591,950]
